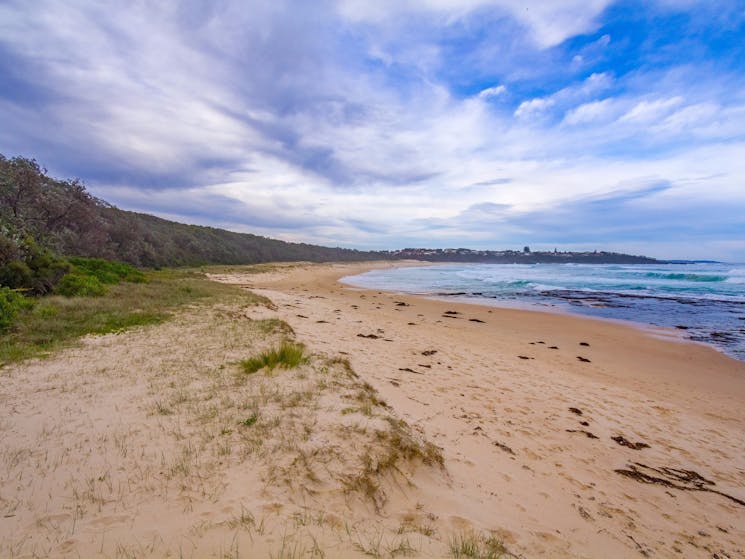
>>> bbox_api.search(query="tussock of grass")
[240,342,308,374]
[255,318,295,336]
[327,356,357,378]
[1,269,265,366]
[449,531,514,559]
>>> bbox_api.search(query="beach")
[2,261,744,557]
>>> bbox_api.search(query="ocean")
[341,262,745,361]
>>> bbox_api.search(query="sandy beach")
[2,261,744,558]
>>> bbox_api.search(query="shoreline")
[339,260,745,362]
[215,259,745,413]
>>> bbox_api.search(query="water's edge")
[341,262,745,361]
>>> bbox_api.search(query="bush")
[46,258,145,298]
[55,273,107,297]
[0,287,31,331]
[68,257,146,284]
[0,237,71,295]
[0,259,32,290]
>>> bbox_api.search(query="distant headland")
[381,247,658,264]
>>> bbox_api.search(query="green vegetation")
[448,531,514,559]
[54,257,146,297]
[0,287,32,331]
[1,154,294,357]
[240,342,308,374]
[241,413,259,427]
[0,237,71,295]
[68,257,146,284]
[0,269,259,366]
[54,272,107,297]
[0,155,383,270]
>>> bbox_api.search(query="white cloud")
[514,97,555,118]
[657,102,719,132]
[477,85,507,99]
[580,72,614,94]
[514,72,613,120]
[336,0,612,48]
[619,96,684,123]
[563,98,616,125]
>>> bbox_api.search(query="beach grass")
[0,268,268,366]
[448,530,514,559]
[240,342,308,374]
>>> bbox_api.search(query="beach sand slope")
[212,262,745,558]
[1,261,743,558]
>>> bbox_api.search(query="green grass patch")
[0,268,267,366]
[240,342,308,375]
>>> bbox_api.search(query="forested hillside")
[0,155,380,270]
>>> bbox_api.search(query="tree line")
[0,155,383,292]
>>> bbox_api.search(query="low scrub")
[53,258,146,297]
[55,272,107,297]
[241,342,308,374]
[67,257,146,284]
[1,269,263,366]
[0,287,32,331]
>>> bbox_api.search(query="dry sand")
[1,261,744,558]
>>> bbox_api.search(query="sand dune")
[1,261,743,557]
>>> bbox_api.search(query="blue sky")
[1,1,744,260]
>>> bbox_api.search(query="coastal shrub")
[0,238,71,295]
[52,258,146,297]
[241,342,307,374]
[68,257,146,284]
[0,287,32,331]
[55,272,107,297]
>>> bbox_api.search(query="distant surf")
[341,262,745,361]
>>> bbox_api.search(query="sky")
[1,1,744,260]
